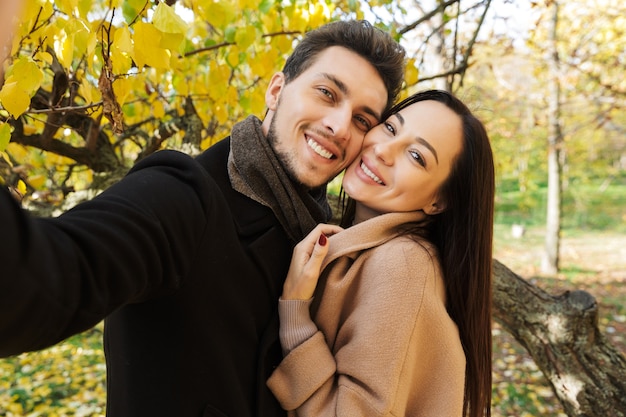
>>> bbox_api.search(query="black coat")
[0,138,297,416]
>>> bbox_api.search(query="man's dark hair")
[282,20,406,112]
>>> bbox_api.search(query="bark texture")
[493,259,626,416]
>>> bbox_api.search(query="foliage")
[0,0,492,207]
[0,0,350,199]
[464,0,626,207]
[0,324,106,416]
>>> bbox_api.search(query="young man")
[0,20,405,416]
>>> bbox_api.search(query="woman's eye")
[410,150,425,167]
[384,122,395,135]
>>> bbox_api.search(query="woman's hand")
[281,223,343,300]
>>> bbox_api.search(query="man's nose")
[323,105,352,141]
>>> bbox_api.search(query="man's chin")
[294,173,327,190]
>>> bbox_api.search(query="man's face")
[262,46,388,188]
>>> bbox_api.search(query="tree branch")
[493,259,626,416]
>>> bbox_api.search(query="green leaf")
[122,0,146,24]
[259,0,275,14]
[0,123,11,152]
[224,26,236,43]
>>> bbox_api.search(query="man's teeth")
[361,162,383,184]
[307,138,333,159]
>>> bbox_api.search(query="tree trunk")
[542,0,563,274]
[493,259,626,416]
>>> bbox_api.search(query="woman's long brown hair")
[342,90,494,417]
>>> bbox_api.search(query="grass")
[495,181,626,232]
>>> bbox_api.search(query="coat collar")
[322,211,427,269]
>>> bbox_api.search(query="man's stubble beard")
[266,115,307,188]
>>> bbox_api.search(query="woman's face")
[342,99,463,223]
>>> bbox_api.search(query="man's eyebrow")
[321,73,382,122]
[395,112,439,164]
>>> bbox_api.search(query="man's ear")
[424,200,446,215]
[265,72,285,111]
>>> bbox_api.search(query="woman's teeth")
[361,162,383,184]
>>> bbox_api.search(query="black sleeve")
[0,150,214,356]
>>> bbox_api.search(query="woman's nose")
[373,140,395,166]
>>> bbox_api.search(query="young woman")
[267,90,494,417]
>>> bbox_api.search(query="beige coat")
[267,212,466,416]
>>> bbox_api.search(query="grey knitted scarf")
[227,116,331,242]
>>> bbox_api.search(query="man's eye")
[319,88,333,99]
[354,115,371,131]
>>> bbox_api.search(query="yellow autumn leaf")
[405,59,419,85]
[34,51,54,66]
[78,77,101,104]
[114,26,133,54]
[308,3,331,29]
[76,0,94,18]
[208,61,229,100]
[53,26,74,69]
[44,152,74,167]
[173,75,189,97]
[248,87,266,115]
[0,81,32,118]
[6,57,44,95]
[286,7,308,32]
[238,0,258,10]
[111,45,133,75]
[28,174,46,190]
[21,0,52,32]
[160,33,185,51]
[215,103,228,124]
[249,56,269,78]
[226,45,241,67]
[271,35,294,55]
[71,19,93,55]
[55,0,79,16]
[132,22,170,70]
[16,180,26,196]
[0,123,11,152]
[235,26,257,50]
[22,124,38,135]
[250,48,280,78]
[202,2,235,30]
[40,23,59,55]
[6,142,27,161]
[112,26,133,74]
[112,77,133,107]
[153,2,188,35]
[152,100,165,119]
[260,13,278,33]
[67,168,92,191]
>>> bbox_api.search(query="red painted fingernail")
[318,234,327,246]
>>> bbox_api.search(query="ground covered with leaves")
[0,226,624,416]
